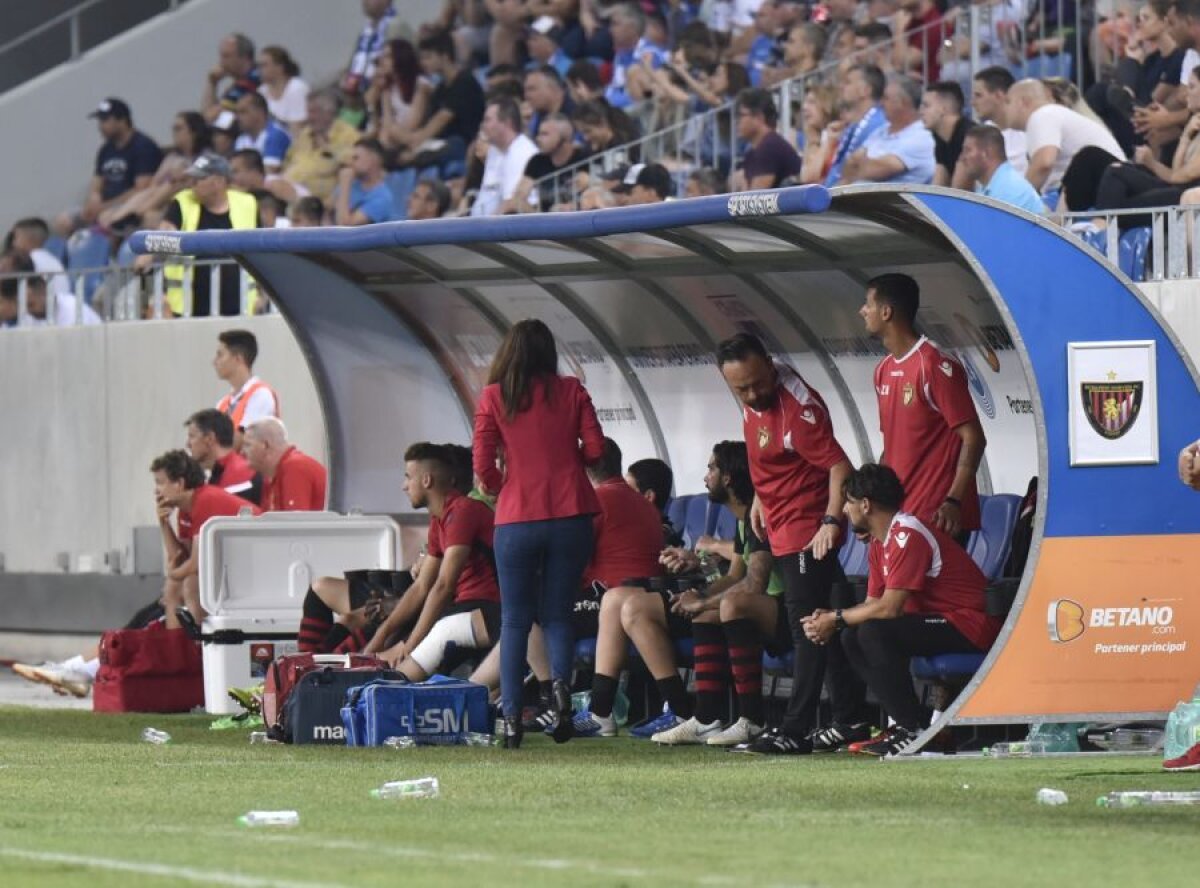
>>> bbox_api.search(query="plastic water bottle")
[238,810,300,827]
[141,728,171,745]
[1087,727,1163,752]
[249,732,269,744]
[461,732,493,747]
[383,735,416,749]
[370,777,440,800]
[984,740,1048,757]
[1036,788,1068,806]
[1097,791,1200,808]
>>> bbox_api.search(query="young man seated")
[803,463,1001,756]
[626,456,685,547]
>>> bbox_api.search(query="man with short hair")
[8,218,70,299]
[81,97,163,227]
[919,81,969,187]
[860,272,986,541]
[473,98,539,217]
[233,92,292,174]
[271,91,360,205]
[606,3,667,110]
[957,125,1048,215]
[803,463,1000,756]
[202,33,260,123]
[334,138,398,225]
[734,88,802,189]
[970,66,1027,175]
[289,196,325,227]
[825,64,888,187]
[406,179,452,220]
[716,332,854,754]
[0,253,99,327]
[625,162,673,204]
[213,329,279,455]
[514,113,587,212]
[1006,78,1126,197]
[396,31,486,171]
[242,417,327,512]
[839,74,935,185]
[230,149,267,192]
[184,408,261,504]
[524,65,575,139]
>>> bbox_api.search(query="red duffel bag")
[93,624,204,713]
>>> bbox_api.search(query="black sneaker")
[521,705,556,733]
[742,728,813,755]
[809,722,874,753]
[852,726,919,757]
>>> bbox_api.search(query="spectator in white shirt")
[257,46,309,131]
[6,218,71,299]
[471,97,539,217]
[0,253,100,327]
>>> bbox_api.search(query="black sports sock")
[724,618,765,726]
[332,627,367,655]
[692,622,729,725]
[656,674,692,719]
[321,624,351,653]
[299,589,334,653]
[538,680,554,707]
[590,673,619,718]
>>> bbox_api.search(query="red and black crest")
[1081,381,1143,440]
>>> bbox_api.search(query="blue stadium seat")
[683,495,709,549]
[575,636,598,666]
[666,495,691,541]
[1119,227,1151,282]
[706,502,736,541]
[839,531,870,576]
[763,650,793,674]
[67,228,112,306]
[965,494,1021,580]
[911,653,986,682]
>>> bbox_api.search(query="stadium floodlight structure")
[133,184,1200,752]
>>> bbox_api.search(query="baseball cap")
[527,15,563,42]
[634,163,674,199]
[611,163,646,194]
[184,152,232,179]
[210,109,238,134]
[88,97,131,121]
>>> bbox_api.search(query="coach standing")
[717,333,855,755]
[473,319,605,749]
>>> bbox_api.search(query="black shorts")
[446,599,501,643]
[346,569,414,610]
[572,581,604,639]
[764,595,793,657]
[652,589,696,640]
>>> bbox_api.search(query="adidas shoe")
[1163,741,1200,772]
[572,709,617,738]
[522,705,557,733]
[12,661,92,698]
[809,722,875,753]
[628,705,682,739]
[706,717,765,747]
[742,728,812,755]
[851,726,919,757]
[652,716,724,745]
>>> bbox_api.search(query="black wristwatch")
[943,496,962,508]
[834,608,847,631]
[820,515,840,527]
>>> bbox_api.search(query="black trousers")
[1061,145,1125,212]
[1095,162,1193,229]
[776,548,867,736]
[841,614,980,731]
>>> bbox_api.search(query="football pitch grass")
[3,707,1199,888]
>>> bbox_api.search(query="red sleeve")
[275,463,322,511]
[927,351,979,431]
[787,400,849,471]
[576,381,605,464]
[884,530,933,592]
[426,518,444,559]
[441,500,485,550]
[867,538,884,598]
[472,388,503,495]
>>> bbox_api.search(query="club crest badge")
[902,382,915,406]
[757,426,770,449]
[1081,378,1143,440]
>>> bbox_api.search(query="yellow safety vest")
[164,189,258,315]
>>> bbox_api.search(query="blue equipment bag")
[341,675,491,746]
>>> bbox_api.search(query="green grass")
[2,707,1199,887]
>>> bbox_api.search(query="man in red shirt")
[803,464,1001,756]
[895,0,943,82]
[243,417,327,512]
[717,332,855,754]
[861,272,986,540]
[184,408,261,504]
[571,438,670,738]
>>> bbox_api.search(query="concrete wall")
[0,0,443,234]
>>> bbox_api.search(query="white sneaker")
[651,716,724,745]
[12,662,93,698]
[706,717,765,747]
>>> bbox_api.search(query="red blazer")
[473,375,605,526]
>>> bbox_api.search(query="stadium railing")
[1062,205,1200,282]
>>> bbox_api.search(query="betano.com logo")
[1048,598,1176,643]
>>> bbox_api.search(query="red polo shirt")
[427,491,500,604]
[585,478,664,588]
[262,446,327,512]
[209,449,260,504]
[178,484,262,542]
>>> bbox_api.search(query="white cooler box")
[198,511,401,714]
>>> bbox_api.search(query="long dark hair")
[177,111,211,156]
[487,319,559,420]
[390,39,419,104]
[261,45,301,78]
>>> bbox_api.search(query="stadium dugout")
[132,184,1200,753]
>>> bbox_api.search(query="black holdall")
[279,665,404,745]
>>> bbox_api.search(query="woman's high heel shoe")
[549,680,575,744]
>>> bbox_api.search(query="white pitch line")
[0,847,350,888]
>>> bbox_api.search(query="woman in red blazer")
[473,319,605,748]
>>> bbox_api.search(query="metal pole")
[239,267,250,315]
[152,267,164,320]
[17,277,28,325]
[69,12,80,60]
[209,264,220,318]
[183,262,194,318]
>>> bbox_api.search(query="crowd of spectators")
[3,0,1200,325]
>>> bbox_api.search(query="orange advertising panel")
[958,535,1200,720]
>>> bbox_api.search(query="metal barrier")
[1062,206,1200,282]
[0,259,265,327]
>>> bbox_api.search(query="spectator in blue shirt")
[334,138,397,225]
[233,92,292,174]
[745,1,782,86]
[525,16,572,78]
[824,64,887,187]
[839,74,935,185]
[605,4,668,110]
[342,0,395,98]
[958,125,1048,215]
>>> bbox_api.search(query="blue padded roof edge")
[128,186,832,257]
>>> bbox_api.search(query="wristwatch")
[834,609,847,631]
[820,515,840,527]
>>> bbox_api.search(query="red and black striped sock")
[332,626,367,655]
[724,618,765,726]
[692,622,729,725]
[298,589,333,653]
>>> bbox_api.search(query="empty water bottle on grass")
[1097,791,1200,808]
[461,732,493,747]
[1087,726,1164,752]
[238,810,300,827]
[141,728,171,745]
[371,777,440,800]
[383,735,416,749]
[985,741,1048,757]
[1165,684,1200,759]
[1036,788,1068,806]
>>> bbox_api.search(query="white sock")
[63,655,87,672]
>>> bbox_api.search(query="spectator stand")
[1064,205,1200,283]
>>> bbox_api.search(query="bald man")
[242,418,327,511]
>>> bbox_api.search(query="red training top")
[427,490,500,604]
[875,337,981,531]
[178,484,262,542]
[742,361,849,556]
[473,374,604,525]
[585,478,664,588]
[209,449,260,504]
[262,446,327,512]
[866,513,1000,650]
